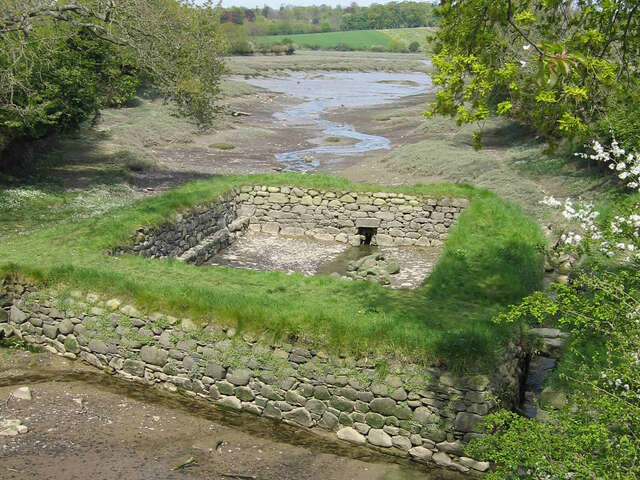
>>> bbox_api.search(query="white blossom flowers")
[539,138,640,263]
[575,139,640,191]
[541,195,640,263]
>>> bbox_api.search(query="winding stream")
[241,71,434,171]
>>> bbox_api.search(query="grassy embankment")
[0,173,545,372]
[254,27,434,52]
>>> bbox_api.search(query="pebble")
[12,386,32,401]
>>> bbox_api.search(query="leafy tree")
[222,22,254,55]
[0,0,226,163]
[427,1,640,149]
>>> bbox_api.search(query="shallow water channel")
[240,71,434,171]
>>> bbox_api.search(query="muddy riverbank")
[0,349,465,480]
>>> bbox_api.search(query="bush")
[387,38,408,53]
[222,23,254,55]
[370,44,386,52]
[256,44,270,55]
[118,150,159,172]
[408,41,420,52]
[270,43,287,55]
[334,42,354,51]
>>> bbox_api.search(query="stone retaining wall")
[236,186,468,247]
[0,279,525,475]
[113,186,468,266]
[111,192,247,264]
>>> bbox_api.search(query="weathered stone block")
[355,218,380,228]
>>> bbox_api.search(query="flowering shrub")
[539,139,640,264]
[541,195,640,263]
[575,139,640,191]
[465,137,640,478]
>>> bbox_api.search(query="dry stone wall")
[0,279,525,475]
[236,186,468,247]
[111,192,248,265]
[113,186,468,266]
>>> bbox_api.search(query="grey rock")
[459,457,491,472]
[219,396,242,410]
[339,387,359,401]
[455,412,483,432]
[330,396,355,412]
[29,316,43,327]
[263,402,282,420]
[365,412,386,428]
[227,368,252,386]
[337,427,366,445]
[390,387,407,401]
[383,425,399,436]
[9,306,27,324]
[234,386,255,402]
[313,385,331,400]
[58,318,74,335]
[285,390,306,406]
[367,428,392,447]
[339,412,353,426]
[12,387,32,401]
[369,397,396,416]
[414,406,439,425]
[306,399,326,415]
[140,346,168,367]
[209,386,221,400]
[216,380,235,396]
[432,451,453,467]
[437,440,464,456]
[64,335,80,354]
[42,324,58,339]
[205,361,226,380]
[392,435,412,451]
[408,446,433,462]
[318,411,339,430]
[260,384,283,401]
[88,338,107,354]
[283,407,313,428]
[353,422,370,435]
[123,359,145,377]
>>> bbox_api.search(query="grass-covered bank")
[0,173,545,372]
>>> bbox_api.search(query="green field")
[381,27,435,52]
[255,29,394,50]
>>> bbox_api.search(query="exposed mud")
[0,350,465,480]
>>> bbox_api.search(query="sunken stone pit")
[113,186,468,288]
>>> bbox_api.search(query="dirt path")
[0,350,460,480]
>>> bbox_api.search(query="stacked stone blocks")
[0,280,525,475]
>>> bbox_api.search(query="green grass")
[209,143,236,150]
[255,30,392,50]
[0,173,545,372]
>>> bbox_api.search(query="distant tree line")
[220,2,439,36]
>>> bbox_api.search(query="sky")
[219,0,412,9]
